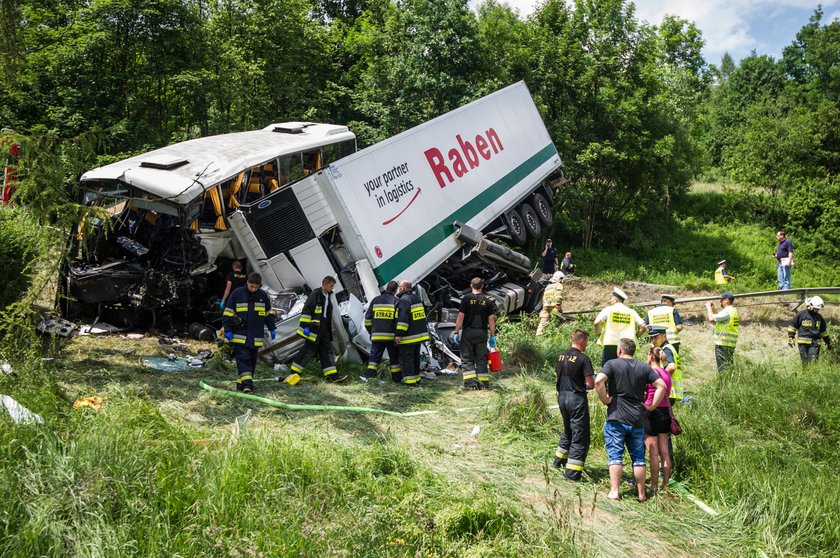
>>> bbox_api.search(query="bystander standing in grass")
[644,346,672,494]
[773,231,794,290]
[595,338,668,501]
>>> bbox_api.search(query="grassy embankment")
[560,183,839,291]
[2,186,840,556]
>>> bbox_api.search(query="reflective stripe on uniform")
[236,374,253,383]
[403,375,420,384]
[566,459,585,471]
[232,334,247,344]
[323,366,337,376]
[371,333,396,341]
[223,308,235,317]
[297,329,316,342]
[555,448,569,459]
[398,332,430,344]
[396,321,409,331]
[291,363,303,373]
[463,372,477,380]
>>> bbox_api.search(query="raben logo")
[257,200,272,209]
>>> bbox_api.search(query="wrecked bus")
[62,122,356,325]
[62,81,563,368]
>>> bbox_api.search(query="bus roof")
[80,122,354,205]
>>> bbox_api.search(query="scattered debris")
[195,349,213,361]
[470,425,481,437]
[73,396,104,411]
[1,362,13,375]
[233,409,252,437]
[188,358,205,368]
[124,333,144,340]
[36,317,77,338]
[1,394,45,424]
[188,322,217,342]
[78,322,122,336]
[141,356,190,372]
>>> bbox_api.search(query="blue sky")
[482,0,840,65]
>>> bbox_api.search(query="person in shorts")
[595,338,668,501]
[644,346,673,494]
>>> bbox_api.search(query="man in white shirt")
[593,287,647,365]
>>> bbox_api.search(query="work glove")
[269,330,276,340]
[489,336,497,348]
[219,300,225,310]
[788,338,795,348]
[224,331,233,341]
[303,326,310,337]
[451,333,460,346]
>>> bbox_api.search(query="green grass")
[676,358,840,557]
[563,185,840,291]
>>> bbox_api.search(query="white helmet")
[807,296,825,310]
[550,271,565,283]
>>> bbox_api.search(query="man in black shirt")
[595,338,667,501]
[220,260,248,309]
[553,329,594,481]
[453,277,497,390]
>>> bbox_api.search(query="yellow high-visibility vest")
[714,306,740,347]
[715,266,727,284]
[663,342,683,401]
[647,305,681,346]
[600,303,642,346]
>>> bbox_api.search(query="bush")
[0,207,48,308]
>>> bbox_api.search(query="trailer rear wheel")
[506,209,527,246]
[532,193,554,227]
[519,203,542,240]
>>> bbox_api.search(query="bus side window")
[302,150,321,175]
[288,154,304,182]
[322,144,337,166]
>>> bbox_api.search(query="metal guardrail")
[568,287,840,314]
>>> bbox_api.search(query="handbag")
[668,404,683,436]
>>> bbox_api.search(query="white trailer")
[228,81,563,362]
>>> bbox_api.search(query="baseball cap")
[720,292,735,301]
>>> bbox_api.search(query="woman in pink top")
[644,347,672,493]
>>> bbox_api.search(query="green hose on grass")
[198,379,436,417]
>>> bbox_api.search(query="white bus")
[64,122,356,323]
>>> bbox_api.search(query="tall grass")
[677,359,840,556]
[0,363,587,557]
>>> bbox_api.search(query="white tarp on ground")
[0,394,44,425]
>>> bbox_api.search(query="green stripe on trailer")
[373,143,558,284]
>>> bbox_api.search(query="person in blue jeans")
[773,231,794,290]
[595,338,668,501]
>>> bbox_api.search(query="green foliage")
[0,207,47,308]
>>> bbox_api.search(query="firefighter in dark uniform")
[287,276,348,384]
[788,296,832,364]
[394,280,430,385]
[222,272,277,393]
[363,280,401,382]
[553,329,595,480]
[453,277,497,390]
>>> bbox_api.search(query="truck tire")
[532,192,554,227]
[519,203,542,240]
[506,209,527,246]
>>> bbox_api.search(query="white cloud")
[472,0,840,63]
